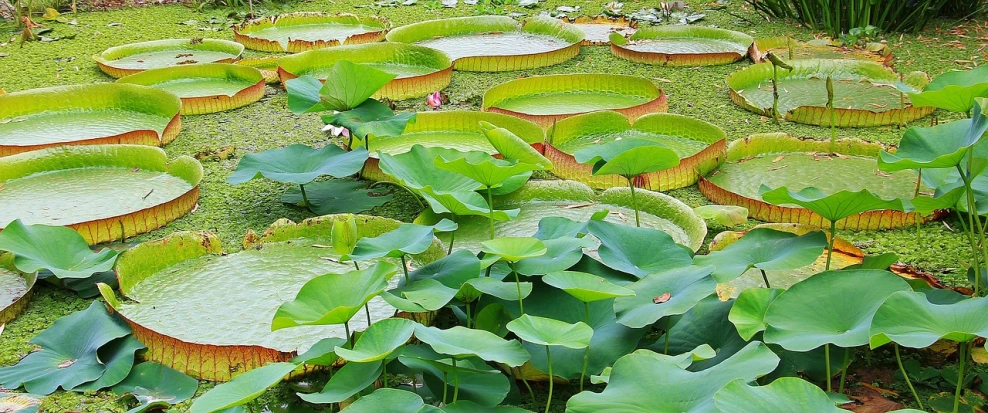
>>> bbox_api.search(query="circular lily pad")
[698,133,938,230]
[101,215,444,381]
[610,25,753,66]
[727,59,933,127]
[277,43,452,101]
[751,37,892,66]
[361,111,544,181]
[117,64,265,115]
[482,74,668,128]
[386,16,583,72]
[0,84,181,157]
[94,38,245,79]
[560,15,637,46]
[0,261,35,325]
[0,145,203,245]
[545,111,725,191]
[417,180,707,252]
[234,12,389,53]
[235,57,282,84]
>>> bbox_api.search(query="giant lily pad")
[559,15,637,46]
[234,12,390,53]
[727,59,933,127]
[546,111,725,191]
[117,64,265,115]
[94,38,244,79]
[0,145,202,245]
[699,133,936,230]
[751,36,892,66]
[416,180,707,252]
[0,84,181,156]
[610,25,753,66]
[0,257,35,325]
[360,111,543,181]
[277,43,452,101]
[99,215,445,381]
[386,16,583,72]
[482,74,667,128]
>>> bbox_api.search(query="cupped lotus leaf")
[0,392,41,413]
[71,336,146,391]
[693,228,828,283]
[0,84,182,156]
[726,59,932,127]
[611,25,753,66]
[281,179,393,215]
[396,345,510,406]
[379,145,481,191]
[760,186,912,224]
[566,342,780,413]
[506,314,593,349]
[94,38,244,78]
[655,297,749,371]
[590,145,681,178]
[419,186,520,221]
[442,401,534,412]
[112,362,199,413]
[693,205,749,227]
[234,13,389,53]
[714,377,850,413]
[383,279,459,312]
[0,301,130,395]
[870,291,988,349]
[189,362,298,413]
[0,220,117,279]
[513,236,594,276]
[542,271,635,302]
[286,61,395,113]
[290,338,347,366]
[762,270,911,351]
[413,324,530,366]
[563,15,637,45]
[464,277,532,301]
[277,43,452,101]
[435,151,540,189]
[480,237,547,262]
[116,64,265,115]
[729,288,783,341]
[227,144,368,185]
[333,318,416,362]
[408,249,482,289]
[297,360,383,404]
[482,74,667,127]
[386,16,583,72]
[613,266,717,328]
[321,100,417,142]
[752,36,892,66]
[339,389,442,413]
[588,219,694,277]
[908,66,988,114]
[878,100,988,171]
[0,262,35,325]
[345,220,456,262]
[478,121,551,169]
[272,262,398,330]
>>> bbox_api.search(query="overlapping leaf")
[227,144,368,184]
[0,220,117,279]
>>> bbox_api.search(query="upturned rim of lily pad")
[610,25,754,66]
[93,38,244,78]
[116,63,265,115]
[233,12,391,53]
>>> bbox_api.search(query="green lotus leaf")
[514,237,595,276]
[321,99,417,141]
[331,215,359,256]
[71,336,146,391]
[334,318,416,362]
[480,237,547,262]
[409,249,482,289]
[763,270,911,351]
[382,279,459,312]
[112,362,199,413]
[297,360,383,404]
[588,220,694,277]
[345,220,454,262]
[729,288,784,341]
[228,144,367,185]
[693,205,749,227]
[613,266,717,329]
[760,186,912,223]
[507,314,593,349]
[339,389,441,413]
[419,186,520,221]
[575,139,670,173]
[0,220,118,279]
[478,121,552,169]
[286,61,395,113]
[435,151,539,190]
[693,228,828,283]
[464,277,532,301]
[908,66,988,114]
[566,342,780,413]
[0,302,130,395]
[282,179,393,214]
[870,291,988,349]
[271,262,397,330]
[0,392,41,413]
[714,377,849,413]
[189,362,297,413]
[442,401,534,412]
[878,99,988,171]
[542,271,635,302]
[654,297,749,371]
[379,145,481,192]
[94,39,244,77]
[396,345,510,406]
[532,215,592,240]
[413,325,530,366]
[290,338,347,366]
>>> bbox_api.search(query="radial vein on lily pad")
[506,314,592,413]
[574,139,680,227]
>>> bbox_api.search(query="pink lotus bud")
[426,91,443,109]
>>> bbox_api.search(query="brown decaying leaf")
[652,292,671,304]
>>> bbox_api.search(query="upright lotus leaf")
[566,342,780,413]
[478,121,552,169]
[542,271,635,303]
[507,315,593,349]
[408,249,482,289]
[480,237,547,263]
[574,139,680,176]
[334,318,416,362]
[464,277,533,301]
[286,61,396,113]
[435,152,540,190]
[763,270,911,351]
[112,362,199,413]
[382,279,459,312]
[189,362,298,413]
[0,301,130,395]
[0,220,118,279]
[613,265,717,329]
[729,288,784,341]
[290,338,347,366]
[760,186,912,224]
[297,360,384,404]
[418,187,519,222]
[878,100,988,171]
[714,377,850,413]
[870,291,988,348]
[345,220,456,261]
[271,262,397,330]
[514,237,595,276]
[339,389,442,413]
[655,297,749,371]
[321,99,417,142]
[71,336,146,391]
[588,220,694,277]
[378,145,481,192]
[227,144,368,184]
[908,66,988,114]
[693,228,828,284]
[413,325,530,366]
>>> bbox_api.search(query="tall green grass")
[747,0,984,37]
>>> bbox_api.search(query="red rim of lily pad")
[544,111,726,191]
[750,36,893,67]
[117,64,266,115]
[233,12,390,53]
[558,15,638,46]
[482,73,668,128]
[235,56,282,84]
[610,25,754,66]
[93,38,245,79]
[697,133,945,230]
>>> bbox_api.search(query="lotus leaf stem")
[825,221,837,271]
[487,187,497,240]
[827,75,836,155]
[299,184,310,207]
[516,367,536,405]
[451,358,460,403]
[955,210,983,296]
[510,262,525,314]
[771,64,780,124]
[382,366,388,388]
[442,372,449,405]
[447,215,457,255]
[400,255,409,285]
[954,341,968,413]
[838,348,851,394]
[664,317,671,355]
[626,176,641,227]
[545,346,555,413]
[825,343,832,393]
[957,162,987,297]
[580,301,591,392]
[759,269,771,288]
[364,304,372,326]
[465,301,472,329]
[894,344,924,409]
[344,321,352,349]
